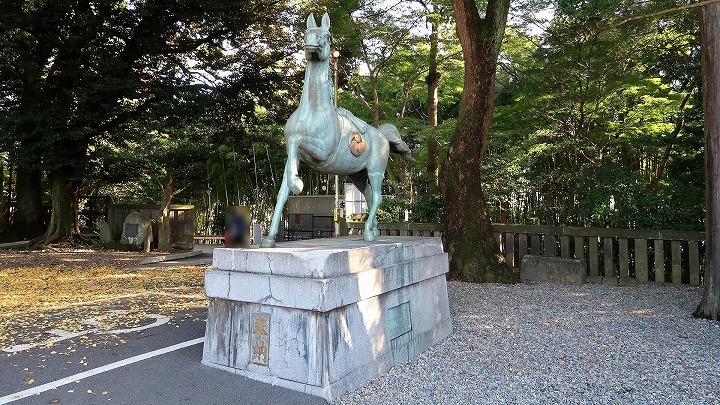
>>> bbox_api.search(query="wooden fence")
[194,235,225,245]
[347,222,706,287]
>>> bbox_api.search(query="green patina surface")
[260,13,412,248]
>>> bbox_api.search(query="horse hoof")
[363,232,375,242]
[290,177,304,195]
[373,229,380,237]
[260,237,276,248]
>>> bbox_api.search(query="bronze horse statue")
[260,13,412,247]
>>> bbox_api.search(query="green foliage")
[570,165,704,230]
[483,1,704,230]
[0,0,707,236]
[0,0,298,182]
[0,0,305,234]
[375,177,442,224]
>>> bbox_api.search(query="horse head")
[304,13,331,63]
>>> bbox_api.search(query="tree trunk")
[12,166,45,239]
[158,211,171,252]
[399,87,411,119]
[650,90,694,188]
[443,0,517,282]
[4,163,10,224]
[427,16,441,128]
[371,73,380,127]
[157,181,174,252]
[44,171,77,244]
[426,15,441,194]
[695,2,720,320]
[427,137,440,194]
[0,161,3,230]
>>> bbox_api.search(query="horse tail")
[378,123,414,162]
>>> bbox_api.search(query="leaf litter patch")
[0,252,208,353]
[1,291,207,354]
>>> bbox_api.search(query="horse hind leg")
[364,171,384,242]
[349,171,379,239]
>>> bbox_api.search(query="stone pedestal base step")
[202,236,453,402]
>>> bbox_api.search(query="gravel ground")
[337,281,720,404]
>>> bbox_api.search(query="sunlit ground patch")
[0,258,208,351]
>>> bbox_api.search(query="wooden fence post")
[505,232,514,267]
[671,241,682,284]
[604,238,615,279]
[654,239,665,283]
[635,239,648,282]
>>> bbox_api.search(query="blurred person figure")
[225,206,251,247]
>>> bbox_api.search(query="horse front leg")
[364,171,384,242]
[260,160,294,248]
[286,134,304,195]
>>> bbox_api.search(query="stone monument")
[99,220,113,242]
[121,212,152,252]
[202,237,452,401]
[201,13,452,402]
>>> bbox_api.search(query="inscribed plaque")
[388,302,412,340]
[124,223,139,238]
[250,312,271,365]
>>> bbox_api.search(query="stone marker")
[121,212,153,252]
[252,223,262,246]
[202,236,453,402]
[99,220,113,242]
[520,254,587,285]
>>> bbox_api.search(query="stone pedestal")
[202,236,452,402]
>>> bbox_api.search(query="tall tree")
[423,1,448,194]
[695,1,720,320]
[105,132,208,252]
[315,0,424,126]
[12,167,44,239]
[0,0,294,244]
[443,0,517,282]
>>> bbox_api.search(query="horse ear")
[307,14,317,29]
[321,13,330,29]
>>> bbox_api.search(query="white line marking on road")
[0,337,204,404]
[3,329,95,353]
[3,312,171,353]
[99,314,170,335]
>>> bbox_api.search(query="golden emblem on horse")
[350,131,366,157]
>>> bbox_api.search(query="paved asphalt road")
[0,251,325,405]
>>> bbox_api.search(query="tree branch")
[596,0,720,33]
[150,173,164,190]
[97,94,163,133]
[171,183,191,197]
[163,29,232,55]
[352,83,375,115]
[650,88,696,187]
